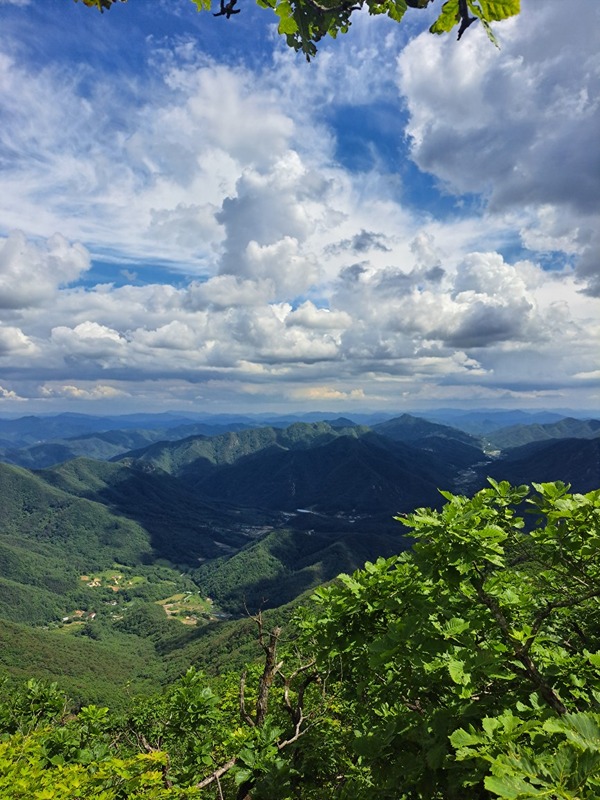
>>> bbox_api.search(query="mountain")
[115,422,366,483]
[0,461,156,624]
[113,420,479,515]
[485,417,600,450]
[0,617,167,709]
[1,409,599,706]
[0,420,259,470]
[488,437,600,493]
[373,413,480,446]
[195,434,447,515]
[39,458,253,564]
[420,409,569,435]
[193,526,406,614]
[0,462,153,568]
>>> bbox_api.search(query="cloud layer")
[0,0,598,413]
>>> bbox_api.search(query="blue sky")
[0,0,598,415]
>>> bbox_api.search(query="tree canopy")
[76,0,521,58]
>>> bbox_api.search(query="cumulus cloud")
[0,384,25,401]
[0,232,89,309]
[0,50,299,269]
[50,322,127,363]
[185,275,273,309]
[286,301,352,331]
[0,325,35,356]
[397,0,600,293]
[289,386,366,402]
[216,153,325,296]
[327,230,392,255]
[0,3,598,412]
[41,383,128,401]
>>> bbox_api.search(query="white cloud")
[0,4,599,412]
[0,325,35,355]
[40,383,128,401]
[50,322,127,362]
[0,384,25,401]
[397,0,600,293]
[185,275,274,309]
[286,301,352,330]
[0,232,90,309]
[289,386,366,402]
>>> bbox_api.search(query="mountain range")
[0,408,598,702]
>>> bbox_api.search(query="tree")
[75,0,521,58]
[297,480,600,798]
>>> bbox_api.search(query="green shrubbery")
[1,481,599,798]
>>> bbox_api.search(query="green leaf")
[275,1,298,35]
[470,0,520,22]
[450,727,484,748]
[430,0,459,34]
[485,773,544,798]
[442,617,470,638]
[234,767,254,785]
[482,716,501,736]
[238,747,256,767]
[448,659,470,686]
[585,650,600,668]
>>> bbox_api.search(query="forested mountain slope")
[488,436,600,493]
[40,458,253,563]
[486,416,600,449]
[372,413,480,446]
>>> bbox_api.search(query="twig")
[472,571,567,715]
[457,0,476,40]
[196,757,238,789]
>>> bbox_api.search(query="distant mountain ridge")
[112,418,480,512]
[373,414,479,446]
[486,417,600,450]
[488,437,600,494]
[1,408,597,468]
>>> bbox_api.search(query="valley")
[0,408,599,705]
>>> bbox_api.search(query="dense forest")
[1,412,599,797]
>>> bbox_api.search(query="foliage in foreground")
[301,480,600,797]
[1,480,599,798]
[75,0,521,58]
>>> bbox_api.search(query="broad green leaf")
[471,0,520,22]
[275,1,298,35]
[450,727,484,747]
[585,650,600,668]
[448,659,470,686]
[485,773,544,798]
[430,0,459,34]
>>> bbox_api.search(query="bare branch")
[457,0,476,40]
[523,587,600,655]
[239,671,255,728]
[302,0,361,14]
[472,571,567,715]
[196,757,238,789]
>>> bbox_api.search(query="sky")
[0,0,598,417]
